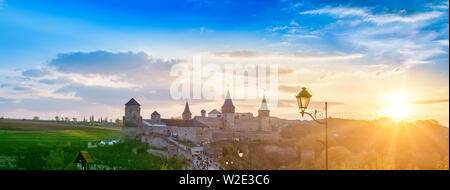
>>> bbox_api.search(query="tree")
[55,116,59,121]
[327,146,354,169]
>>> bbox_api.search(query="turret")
[201,109,206,117]
[221,90,235,130]
[221,90,235,113]
[258,95,270,117]
[151,111,161,121]
[182,101,192,120]
[258,95,271,131]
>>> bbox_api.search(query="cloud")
[278,99,345,108]
[300,5,448,68]
[435,39,449,46]
[48,50,182,89]
[301,6,369,18]
[0,97,13,103]
[408,99,449,104]
[279,85,301,93]
[1,97,85,112]
[290,20,299,26]
[210,50,363,61]
[211,50,267,58]
[13,86,31,91]
[21,69,49,77]
[300,6,443,25]
[278,66,294,75]
[365,11,442,25]
[49,51,179,76]
[283,34,319,39]
[54,84,172,106]
[39,77,72,85]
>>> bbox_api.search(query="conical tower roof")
[125,98,140,106]
[222,90,235,108]
[183,101,192,115]
[221,90,235,113]
[259,95,269,111]
[151,111,160,116]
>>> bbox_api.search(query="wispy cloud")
[210,50,363,61]
[365,11,442,25]
[299,5,448,68]
[300,6,443,25]
[301,6,369,18]
[435,39,449,46]
[22,69,50,78]
[408,99,449,104]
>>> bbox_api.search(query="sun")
[383,94,409,120]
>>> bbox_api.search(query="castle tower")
[151,111,161,121]
[123,98,143,139]
[124,98,142,126]
[201,109,206,117]
[221,90,235,113]
[182,101,192,120]
[221,90,235,130]
[258,95,271,131]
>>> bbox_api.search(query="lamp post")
[296,87,328,170]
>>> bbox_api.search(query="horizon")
[0,0,449,126]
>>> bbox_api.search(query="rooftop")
[161,118,208,128]
[183,101,192,115]
[125,98,140,106]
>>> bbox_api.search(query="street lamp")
[296,87,312,117]
[238,150,244,158]
[296,87,328,170]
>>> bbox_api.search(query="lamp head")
[296,87,312,116]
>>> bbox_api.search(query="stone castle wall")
[194,117,223,129]
[212,130,280,142]
[121,126,141,140]
[235,117,260,131]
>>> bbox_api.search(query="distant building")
[201,109,206,117]
[208,109,221,118]
[122,90,285,144]
[182,101,192,120]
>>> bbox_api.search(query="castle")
[122,90,286,144]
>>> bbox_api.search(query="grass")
[0,119,187,170]
[0,129,121,154]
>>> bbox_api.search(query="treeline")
[218,118,449,170]
[280,118,449,170]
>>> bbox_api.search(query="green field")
[0,119,186,170]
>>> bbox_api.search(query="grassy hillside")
[0,119,185,170]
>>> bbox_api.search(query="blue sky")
[0,0,449,125]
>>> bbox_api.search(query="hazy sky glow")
[0,0,448,125]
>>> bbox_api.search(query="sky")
[0,0,449,125]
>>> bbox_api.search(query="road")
[166,136,222,170]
